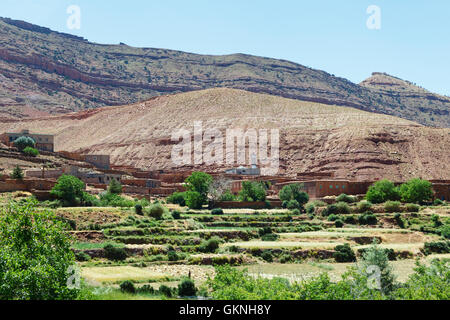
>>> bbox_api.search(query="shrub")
[167,192,186,206]
[282,200,288,209]
[167,250,179,261]
[171,210,181,219]
[108,179,122,194]
[394,213,406,228]
[261,233,279,241]
[335,219,344,228]
[159,284,172,297]
[286,199,300,210]
[138,284,154,294]
[211,208,224,215]
[239,181,266,202]
[405,203,420,212]
[10,165,24,179]
[120,280,136,294]
[99,192,134,207]
[336,202,351,214]
[0,200,79,299]
[147,203,166,219]
[334,244,356,262]
[366,179,400,204]
[336,193,356,203]
[178,278,197,297]
[441,225,450,239]
[359,212,378,225]
[135,204,143,215]
[50,175,86,207]
[219,190,236,201]
[322,204,338,217]
[343,215,356,224]
[23,146,39,157]
[305,203,315,214]
[423,241,450,254]
[75,251,91,262]
[384,201,401,213]
[327,214,339,222]
[357,200,372,213]
[291,208,300,215]
[311,200,327,207]
[258,227,273,236]
[185,191,204,209]
[185,172,213,203]
[399,179,433,204]
[199,237,221,253]
[431,214,442,228]
[279,254,293,263]
[279,184,309,206]
[13,136,35,151]
[261,250,273,262]
[433,199,444,206]
[104,244,127,261]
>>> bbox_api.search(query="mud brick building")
[1,129,54,152]
[84,154,110,170]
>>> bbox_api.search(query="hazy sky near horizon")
[2,0,449,95]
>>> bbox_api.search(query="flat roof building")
[3,129,54,152]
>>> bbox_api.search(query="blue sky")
[2,0,449,95]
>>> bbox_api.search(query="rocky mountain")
[0,88,448,181]
[0,17,449,127]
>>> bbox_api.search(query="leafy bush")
[211,208,224,215]
[305,203,315,214]
[99,192,134,207]
[10,165,24,179]
[147,203,166,219]
[322,204,338,217]
[366,179,400,204]
[279,254,293,263]
[286,199,300,209]
[159,284,172,297]
[394,213,405,228]
[50,175,86,207]
[104,244,127,261]
[178,278,197,297]
[185,191,204,209]
[405,203,420,212]
[0,200,79,299]
[336,193,356,203]
[384,201,401,213]
[357,200,373,213]
[261,250,273,262]
[219,190,236,201]
[108,179,122,194]
[336,202,351,214]
[137,284,154,295]
[185,171,213,203]
[433,199,444,206]
[13,136,35,151]
[135,204,143,215]
[261,233,279,241]
[334,243,356,262]
[199,237,221,253]
[239,181,266,202]
[291,208,300,215]
[75,251,91,262]
[423,241,450,254]
[279,184,309,206]
[327,214,339,222]
[23,146,39,157]
[343,215,357,224]
[441,225,450,239]
[167,192,186,206]
[399,179,433,204]
[359,212,378,225]
[120,280,136,294]
[335,219,344,228]
[167,250,179,261]
[171,210,181,219]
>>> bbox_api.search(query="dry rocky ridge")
[0,17,449,127]
[0,88,448,181]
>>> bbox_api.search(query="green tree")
[13,136,35,151]
[0,199,79,300]
[185,172,213,203]
[358,240,396,294]
[399,178,433,204]
[185,191,204,209]
[23,146,39,157]
[279,183,309,206]
[50,175,85,206]
[108,178,122,194]
[10,165,24,179]
[365,179,400,204]
[239,181,266,202]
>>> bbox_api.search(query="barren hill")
[0,88,448,181]
[0,17,449,127]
